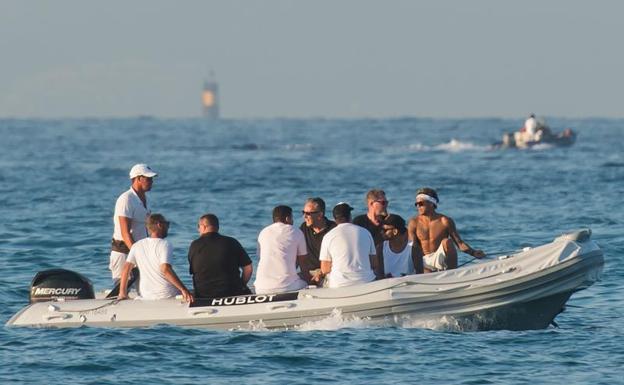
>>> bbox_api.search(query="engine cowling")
[29,269,95,303]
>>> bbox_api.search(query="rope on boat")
[457,248,523,267]
[48,299,119,313]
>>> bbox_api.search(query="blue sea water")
[1,117,623,384]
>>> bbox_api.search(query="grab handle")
[190,309,218,316]
[43,313,71,321]
[268,303,296,311]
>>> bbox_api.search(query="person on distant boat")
[109,163,157,285]
[408,188,485,272]
[118,214,194,302]
[253,205,309,294]
[376,214,420,278]
[299,197,337,285]
[187,214,253,298]
[313,203,377,288]
[353,189,389,246]
[517,114,553,145]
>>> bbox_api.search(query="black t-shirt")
[188,232,252,298]
[353,214,384,246]
[299,218,337,274]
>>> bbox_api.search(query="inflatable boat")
[6,230,603,331]
[495,128,576,149]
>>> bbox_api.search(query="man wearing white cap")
[408,187,485,272]
[109,163,158,283]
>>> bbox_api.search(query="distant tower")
[202,71,220,119]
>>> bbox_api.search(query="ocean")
[1,117,622,384]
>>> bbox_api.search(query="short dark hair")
[146,213,168,232]
[366,189,386,204]
[305,197,326,213]
[332,202,353,222]
[383,214,407,234]
[272,205,293,223]
[199,213,219,229]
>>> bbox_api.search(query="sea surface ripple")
[1,117,622,384]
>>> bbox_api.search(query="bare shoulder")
[439,214,455,227]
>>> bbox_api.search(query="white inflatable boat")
[6,230,603,331]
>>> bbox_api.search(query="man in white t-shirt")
[254,205,309,294]
[109,163,157,283]
[315,202,376,288]
[118,214,193,302]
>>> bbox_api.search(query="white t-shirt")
[254,222,308,293]
[126,238,179,300]
[112,188,150,243]
[382,240,415,277]
[524,117,538,136]
[319,223,376,288]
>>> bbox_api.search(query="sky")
[1,0,623,119]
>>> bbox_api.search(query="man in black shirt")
[352,189,389,246]
[188,214,253,298]
[299,197,336,284]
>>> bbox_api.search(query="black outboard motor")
[29,269,95,303]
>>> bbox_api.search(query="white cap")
[129,164,158,179]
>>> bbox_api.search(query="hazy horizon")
[1,1,622,119]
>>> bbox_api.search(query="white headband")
[416,194,438,205]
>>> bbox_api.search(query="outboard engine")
[29,269,95,303]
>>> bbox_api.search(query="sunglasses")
[374,200,389,206]
[302,210,320,216]
[415,201,426,207]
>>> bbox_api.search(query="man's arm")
[372,243,385,279]
[118,262,135,300]
[160,263,194,303]
[296,253,310,280]
[241,264,253,284]
[320,260,332,275]
[118,216,135,250]
[407,216,418,242]
[446,217,485,258]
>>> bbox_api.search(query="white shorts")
[423,243,448,272]
[109,251,128,280]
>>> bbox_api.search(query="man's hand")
[180,288,194,304]
[473,250,486,258]
[309,269,323,283]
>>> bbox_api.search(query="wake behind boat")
[6,230,603,331]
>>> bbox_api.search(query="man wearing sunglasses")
[353,189,389,246]
[299,197,336,285]
[109,163,157,287]
[408,188,485,272]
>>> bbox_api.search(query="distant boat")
[494,126,576,149]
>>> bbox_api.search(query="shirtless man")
[408,188,485,272]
